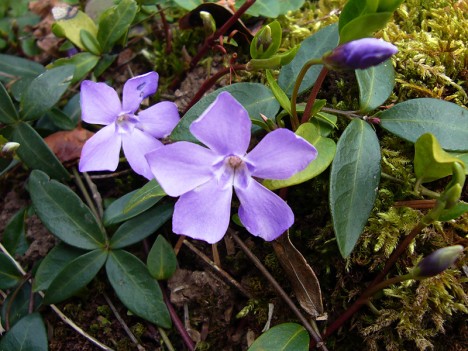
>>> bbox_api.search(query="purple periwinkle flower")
[146,92,318,243]
[412,245,464,278]
[322,38,398,70]
[79,72,180,179]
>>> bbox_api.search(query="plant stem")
[158,326,176,351]
[302,67,329,124]
[189,0,257,69]
[72,167,100,221]
[157,4,172,54]
[230,232,328,350]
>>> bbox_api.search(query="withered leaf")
[44,127,94,163]
[272,232,324,318]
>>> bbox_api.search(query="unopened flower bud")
[412,245,464,278]
[1,142,20,157]
[322,38,398,70]
[256,25,272,54]
[199,11,216,36]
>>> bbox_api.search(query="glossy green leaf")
[171,83,280,143]
[237,0,305,18]
[439,201,468,221]
[248,323,309,351]
[29,170,107,250]
[47,52,100,84]
[110,203,173,249]
[0,82,19,124]
[34,244,85,291]
[63,93,81,126]
[266,69,291,115]
[340,12,393,43]
[1,284,41,329]
[0,252,22,289]
[278,24,339,96]
[2,208,28,256]
[20,65,75,121]
[414,133,465,183]
[147,235,177,280]
[379,98,468,152]
[450,152,468,166]
[172,0,202,10]
[330,119,381,258]
[43,108,76,131]
[356,59,395,112]
[11,122,70,181]
[263,123,336,190]
[43,249,108,304]
[106,250,171,328]
[97,0,138,53]
[80,29,102,55]
[103,188,163,226]
[52,10,98,50]
[0,313,47,351]
[124,179,166,213]
[0,54,44,82]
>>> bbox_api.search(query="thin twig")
[183,239,252,298]
[103,292,145,351]
[82,172,104,218]
[229,233,328,350]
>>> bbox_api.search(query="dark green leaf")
[47,52,100,84]
[1,283,41,329]
[34,244,85,291]
[171,83,280,142]
[0,313,48,351]
[356,59,394,112]
[110,203,173,249]
[330,119,381,258]
[0,82,19,124]
[80,29,102,55]
[278,24,339,96]
[379,98,468,152]
[248,323,309,351]
[0,252,22,289]
[97,0,138,53]
[11,122,70,180]
[44,108,76,131]
[147,235,177,280]
[172,0,202,10]
[0,54,44,82]
[237,0,305,18]
[339,12,393,43]
[106,250,171,328]
[266,69,291,115]
[43,249,108,304]
[2,208,29,256]
[124,179,166,213]
[28,170,107,249]
[20,65,75,121]
[439,201,468,221]
[63,93,81,126]
[93,54,117,78]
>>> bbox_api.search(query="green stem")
[158,327,176,351]
[290,58,323,130]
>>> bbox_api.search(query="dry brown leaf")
[44,127,94,163]
[272,232,324,318]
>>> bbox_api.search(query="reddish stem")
[189,0,256,69]
[301,67,329,124]
[157,5,172,54]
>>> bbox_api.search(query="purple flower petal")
[79,124,121,172]
[246,129,317,180]
[146,142,220,196]
[172,178,233,243]
[122,72,159,113]
[137,101,180,138]
[190,92,251,156]
[122,129,163,179]
[80,81,121,125]
[235,180,293,241]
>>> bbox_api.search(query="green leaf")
[379,98,468,152]
[80,29,102,55]
[172,0,202,11]
[0,252,22,289]
[339,12,393,43]
[248,323,309,351]
[263,123,336,190]
[236,0,305,18]
[338,0,371,33]
[414,133,465,183]
[28,170,107,250]
[43,249,108,304]
[44,108,76,131]
[93,54,117,78]
[356,59,395,112]
[0,54,45,82]
[10,122,70,181]
[330,119,381,258]
[2,208,28,256]
[278,24,339,96]
[106,250,171,328]
[266,69,291,115]
[1,284,41,329]
[47,52,100,84]
[171,83,280,143]
[97,0,138,53]
[0,82,19,124]
[34,244,85,291]
[124,179,166,213]
[109,203,173,249]
[52,10,98,51]
[250,20,282,59]
[147,235,177,280]
[20,65,75,121]
[103,188,164,226]
[439,201,468,221]
[0,313,48,351]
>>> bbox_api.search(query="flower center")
[116,113,139,134]
[227,155,243,169]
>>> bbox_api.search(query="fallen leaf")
[44,127,94,163]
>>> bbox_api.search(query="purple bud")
[322,38,398,70]
[413,245,464,278]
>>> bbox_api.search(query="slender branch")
[302,67,329,123]
[230,232,328,350]
[157,4,172,54]
[189,0,256,69]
